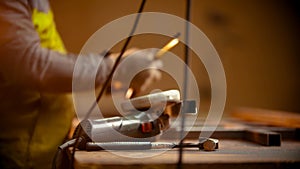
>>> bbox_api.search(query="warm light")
[155,38,179,58]
[123,34,180,99]
[113,81,123,90]
[125,88,134,99]
[168,38,179,48]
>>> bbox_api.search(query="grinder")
[72,89,197,150]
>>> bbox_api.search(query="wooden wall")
[51,0,300,113]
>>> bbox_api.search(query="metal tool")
[85,137,218,151]
[73,90,197,150]
[124,33,181,99]
[155,32,180,58]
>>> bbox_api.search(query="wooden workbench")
[73,116,300,169]
[74,139,300,169]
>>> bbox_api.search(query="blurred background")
[51,0,300,114]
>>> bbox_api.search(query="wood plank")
[74,140,300,169]
[230,107,300,128]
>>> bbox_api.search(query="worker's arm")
[0,0,113,93]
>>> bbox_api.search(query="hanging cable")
[71,0,146,163]
[52,1,147,169]
[177,0,191,168]
[77,0,146,123]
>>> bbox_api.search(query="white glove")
[111,48,163,95]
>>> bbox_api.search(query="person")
[0,0,162,168]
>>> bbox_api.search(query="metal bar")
[182,126,297,142]
[245,129,281,146]
[85,138,218,151]
[178,0,192,167]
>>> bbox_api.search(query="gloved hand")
[110,48,163,95]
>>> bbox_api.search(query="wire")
[52,138,78,169]
[81,1,146,122]
[66,0,147,168]
[177,0,191,168]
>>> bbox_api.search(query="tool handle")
[86,142,152,151]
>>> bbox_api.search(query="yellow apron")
[29,7,74,169]
[0,4,74,169]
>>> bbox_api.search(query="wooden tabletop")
[74,111,300,169]
[74,139,300,169]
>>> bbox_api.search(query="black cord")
[177,0,191,168]
[78,0,146,123]
[52,138,78,169]
[66,0,147,168]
